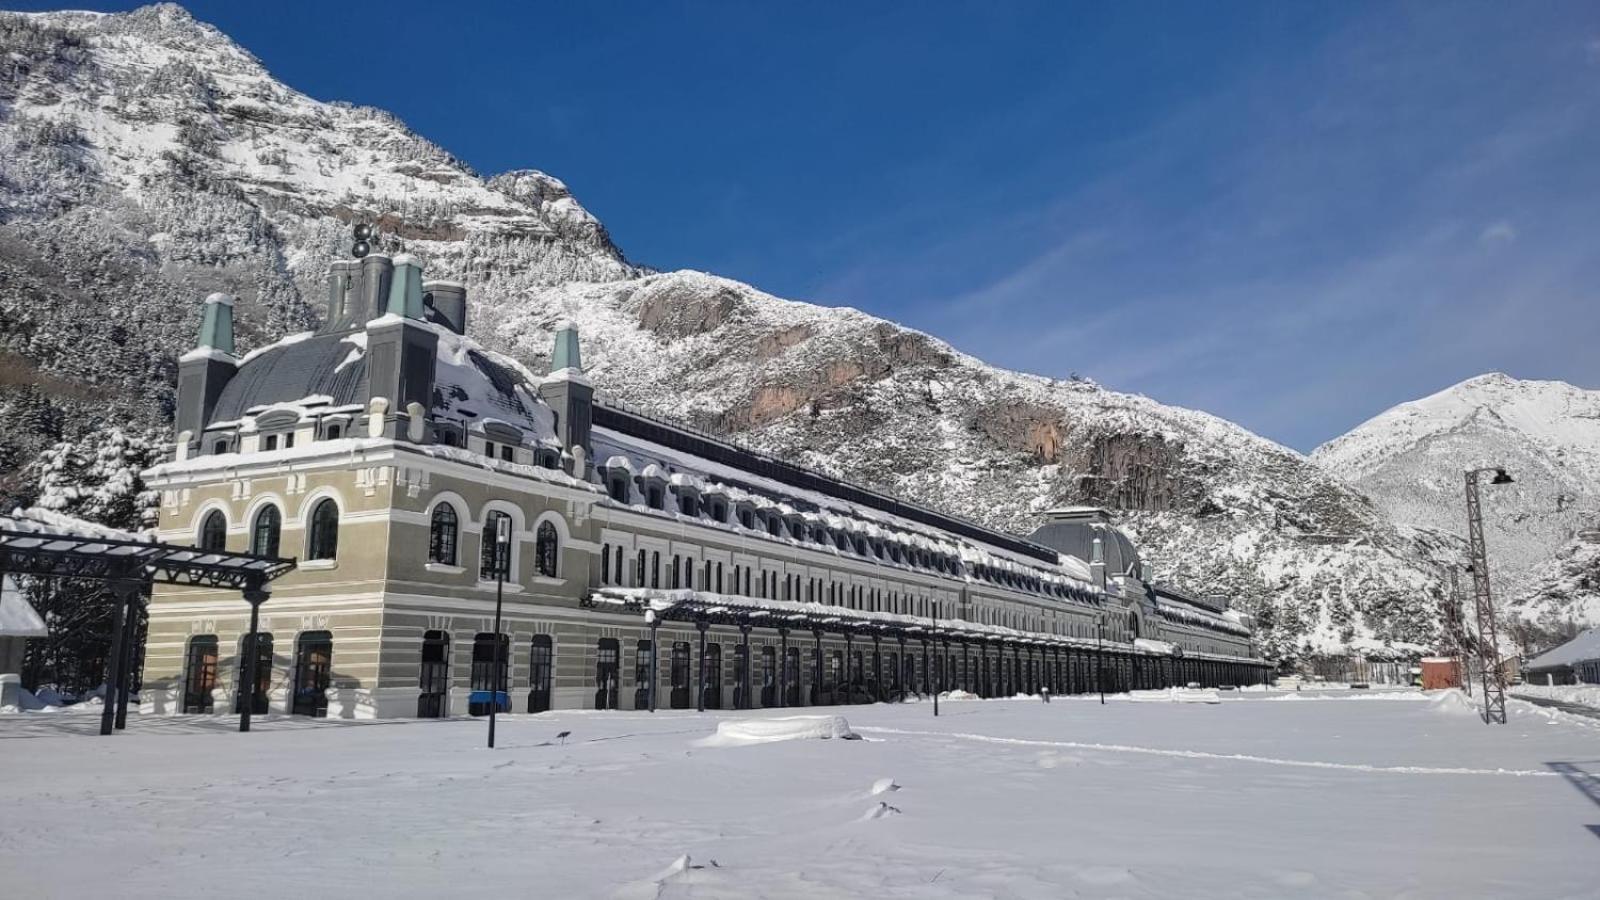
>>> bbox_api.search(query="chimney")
[538,322,593,475]
[324,260,360,331]
[358,253,394,325]
[424,280,467,334]
[176,293,239,455]
[364,258,437,443]
[387,254,425,319]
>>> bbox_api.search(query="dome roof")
[1026,508,1142,576]
[203,324,556,442]
[210,332,367,423]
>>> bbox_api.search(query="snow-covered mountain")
[1313,374,1600,630]
[0,4,1455,659]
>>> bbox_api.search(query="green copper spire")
[197,293,235,355]
[551,322,583,373]
[387,254,425,319]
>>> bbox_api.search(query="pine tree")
[17,427,160,696]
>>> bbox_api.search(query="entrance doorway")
[595,638,620,710]
[417,630,449,718]
[703,643,722,709]
[234,632,273,715]
[183,635,218,714]
[291,631,332,718]
[528,635,553,712]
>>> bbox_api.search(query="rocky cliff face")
[0,4,1456,659]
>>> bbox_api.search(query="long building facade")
[140,253,1270,720]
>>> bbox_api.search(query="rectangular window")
[500,445,514,462]
[264,434,278,451]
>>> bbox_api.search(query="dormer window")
[767,517,780,537]
[212,439,229,455]
[608,476,629,503]
[679,494,698,516]
[326,424,342,441]
[484,440,496,458]
[264,434,279,452]
[738,509,754,530]
[647,485,664,510]
[499,445,514,463]
[707,500,726,522]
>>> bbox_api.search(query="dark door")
[785,647,801,706]
[733,644,749,709]
[417,630,449,718]
[595,638,620,710]
[234,633,273,715]
[703,644,722,710]
[760,646,776,707]
[291,631,332,718]
[469,632,508,716]
[183,635,218,714]
[528,635,553,713]
[634,640,652,710]
[670,641,691,709]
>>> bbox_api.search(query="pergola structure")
[593,588,1271,713]
[0,511,295,735]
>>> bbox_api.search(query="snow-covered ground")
[2,691,1597,899]
[1512,682,1600,711]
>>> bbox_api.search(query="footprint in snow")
[862,801,902,820]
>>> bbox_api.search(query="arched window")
[429,504,459,566]
[199,509,227,553]
[481,511,512,581]
[251,505,281,558]
[535,520,559,578]
[306,498,340,561]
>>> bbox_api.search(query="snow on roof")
[590,426,1096,594]
[1526,627,1600,671]
[237,330,314,366]
[0,577,48,638]
[2,507,153,543]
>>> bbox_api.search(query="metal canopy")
[0,512,297,737]
[0,528,295,591]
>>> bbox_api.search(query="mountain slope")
[1313,373,1600,627]
[0,4,1452,659]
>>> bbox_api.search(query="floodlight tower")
[1464,467,1513,725]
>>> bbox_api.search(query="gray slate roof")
[1526,627,1600,672]
[210,332,368,424]
[1027,520,1142,577]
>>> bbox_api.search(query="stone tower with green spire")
[174,292,239,456]
[538,322,593,475]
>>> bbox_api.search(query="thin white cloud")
[1479,221,1517,245]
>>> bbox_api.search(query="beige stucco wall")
[141,443,1261,719]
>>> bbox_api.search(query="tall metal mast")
[1464,468,1511,725]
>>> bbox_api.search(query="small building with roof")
[1524,628,1600,686]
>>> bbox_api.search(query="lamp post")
[1464,467,1513,725]
[487,515,509,748]
[931,600,940,718]
[1096,612,1106,706]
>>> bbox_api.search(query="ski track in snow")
[854,726,1574,778]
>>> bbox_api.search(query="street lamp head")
[1490,468,1513,485]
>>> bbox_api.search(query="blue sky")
[22,2,1600,450]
